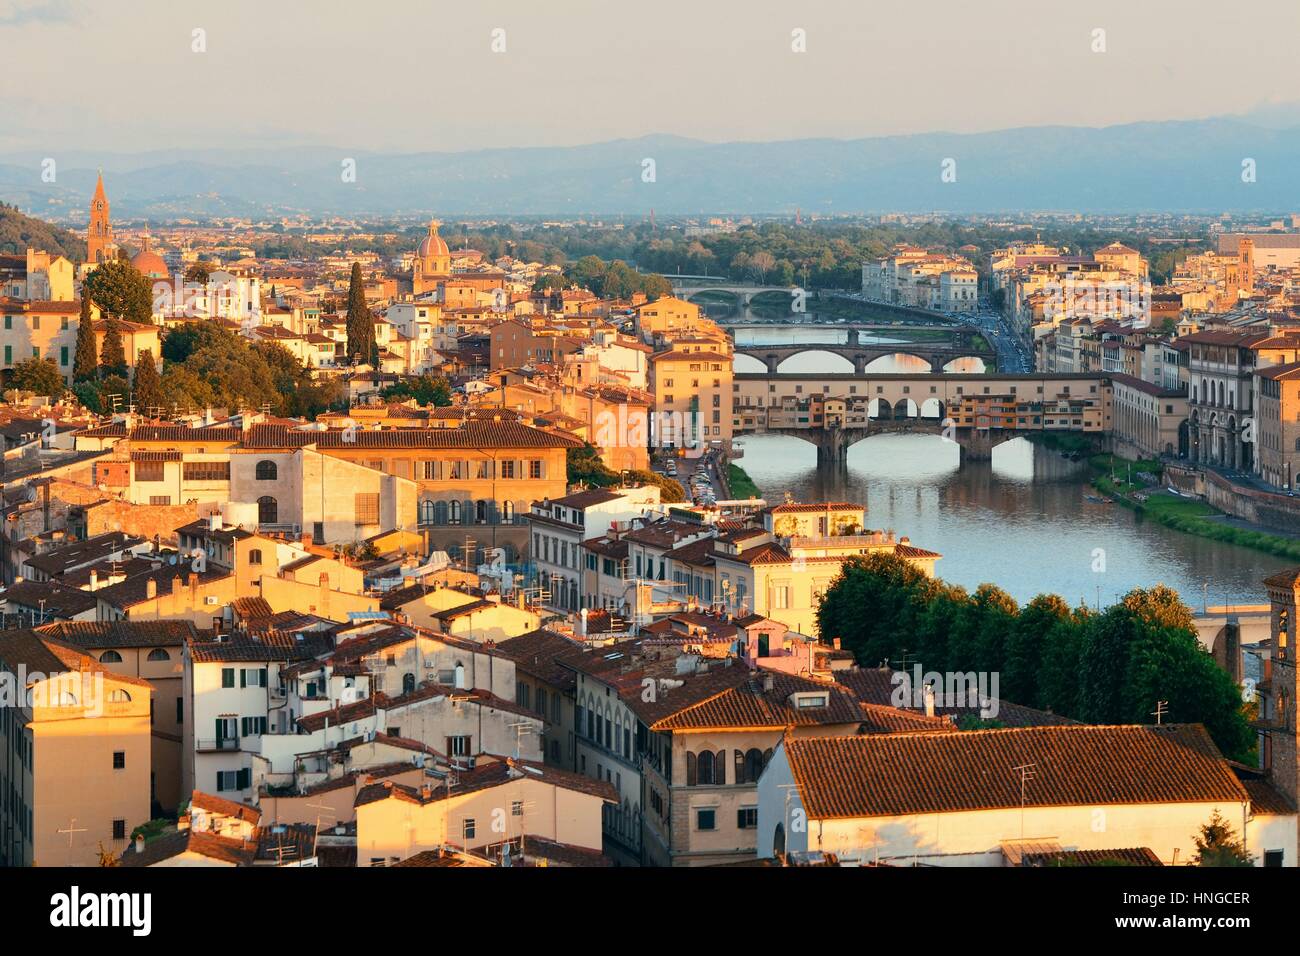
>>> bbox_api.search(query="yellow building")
[354,756,616,865]
[244,419,580,564]
[0,298,155,386]
[0,628,152,866]
[650,348,733,451]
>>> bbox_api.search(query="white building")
[528,486,663,612]
[756,725,1296,866]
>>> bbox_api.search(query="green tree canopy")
[98,318,128,379]
[8,357,65,398]
[345,262,373,365]
[73,296,98,383]
[1193,811,1253,866]
[380,374,453,407]
[132,349,164,414]
[814,554,1256,761]
[83,258,153,324]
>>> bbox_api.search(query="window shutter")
[215,718,224,742]
[238,768,251,790]
[260,668,268,687]
[737,809,746,829]
[239,669,247,688]
[716,750,727,785]
[686,751,697,787]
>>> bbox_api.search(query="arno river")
[729,323,1288,609]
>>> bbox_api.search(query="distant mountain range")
[1,117,1298,219]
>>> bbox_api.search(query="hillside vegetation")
[0,202,85,261]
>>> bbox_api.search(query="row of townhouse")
[552,502,940,637]
[74,417,578,560]
[528,486,664,612]
[862,246,979,312]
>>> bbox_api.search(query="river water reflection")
[735,429,1286,609]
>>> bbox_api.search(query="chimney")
[209,512,221,532]
[189,572,199,606]
[146,578,157,600]
[172,575,183,599]
[319,572,330,618]
[89,569,98,591]
[134,834,145,856]
[762,673,774,692]
[832,637,841,650]
[923,682,936,718]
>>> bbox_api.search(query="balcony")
[196,738,241,753]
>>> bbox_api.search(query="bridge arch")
[862,352,940,374]
[940,355,990,374]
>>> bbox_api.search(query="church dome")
[417,219,449,259]
[130,236,169,278]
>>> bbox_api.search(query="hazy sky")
[2,0,1298,153]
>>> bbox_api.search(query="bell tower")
[87,170,116,265]
[1263,568,1300,806]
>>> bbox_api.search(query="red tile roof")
[784,724,1246,820]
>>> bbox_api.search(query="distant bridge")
[670,281,797,307]
[726,323,995,374]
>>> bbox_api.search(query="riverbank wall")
[1165,463,1300,535]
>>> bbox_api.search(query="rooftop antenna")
[1011,763,1036,840]
[304,798,336,858]
[1151,700,1169,725]
[506,720,537,760]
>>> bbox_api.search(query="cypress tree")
[132,348,163,415]
[345,262,373,365]
[73,296,98,382]
[99,316,128,379]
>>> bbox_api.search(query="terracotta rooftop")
[783,724,1247,820]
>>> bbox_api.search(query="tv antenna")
[1011,763,1036,839]
[1151,700,1169,725]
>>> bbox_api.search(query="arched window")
[146,648,170,662]
[696,750,715,786]
[744,748,764,783]
[100,650,123,664]
[255,460,277,481]
[419,500,436,525]
[248,548,262,566]
[502,500,515,523]
[107,689,131,703]
[475,499,488,524]
[449,500,462,525]
[257,496,277,524]
[434,500,448,525]
[773,822,786,858]
[453,662,465,689]
[402,673,416,694]
[686,751,697,786]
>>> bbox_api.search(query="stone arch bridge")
[732,371,1110,467]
